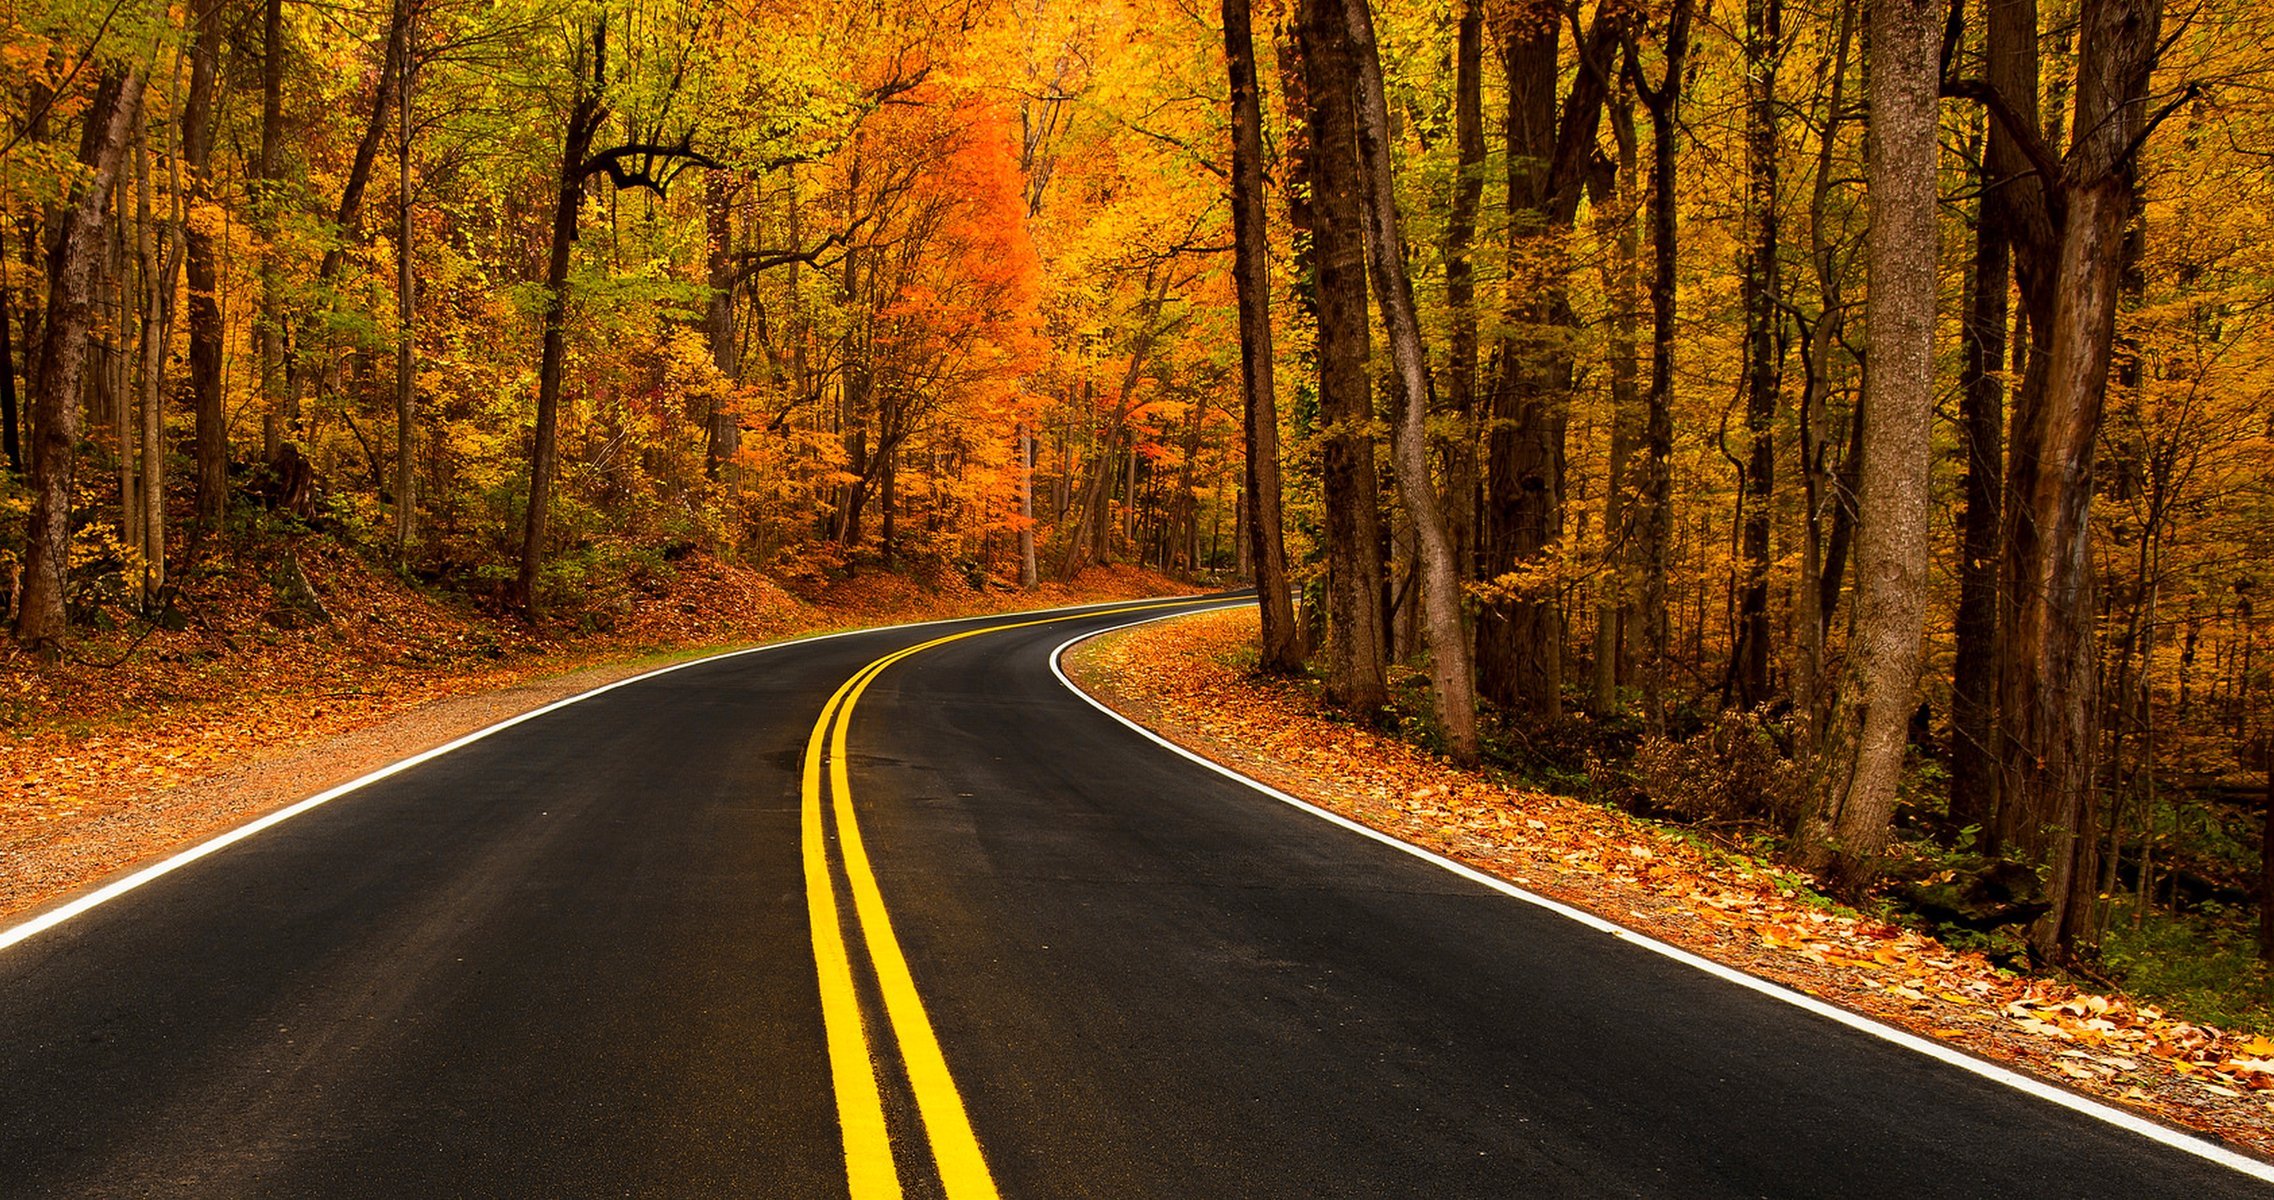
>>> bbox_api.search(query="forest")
[2,0,2271,1005]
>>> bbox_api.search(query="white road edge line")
[0,593,1205,958]
[1048,607,2274,1185]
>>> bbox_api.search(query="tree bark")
[1477,4,1619,719]
[184,0,228,528]
[393,0,417,561]
[1341,0,1478,760]
[1730,0,1785,709]
[1798,0,1941,889]
[1223,0,1303,673]
[518,39,606,615]
[0,224,17,476]
[135,124,175,607]
[1019,423,1038,587]
[1591,86,1640,713]
[1992,0,2165,962]
[1443,0,1483,589]
[1952,123,2007,846]
[15,70,146,655]
[1295,0,1387,709]
[1629,0,1695,736]
[702,170,740,479]
[256,0,290,462]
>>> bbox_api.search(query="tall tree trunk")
[1479,7,1564,718]
[1341,0,1478,760]
[1629,0,1695,736]
[1224,0,1303,672]
[0,223,17,476]
[135,123,175,607]
[702,170,740,479]
[1798,0,1941,890]
[1443,0,1483,588]
[1993,0,2165,962]
[1794,0,1856,748]
[184,0,227,528]
[1296,0,1387,709]
[1591,86,1640,713]
[1730,0,1784,709]
[1476,5,1617,719]
[256,0,290,461]
[518,48,604,616]
[1952,124,2008,846]
[1018,422,1038,587]
[0,219,17,476]
[393,0,417,561]
[16,70,146,656]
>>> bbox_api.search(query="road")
[0,595,2264,1197]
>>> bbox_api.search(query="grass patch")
[2101,902,2274,1034]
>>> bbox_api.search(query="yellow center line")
[804,665,903,1200]
[800,598,1214,1200]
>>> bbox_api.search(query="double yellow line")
[799,598,1213,1199]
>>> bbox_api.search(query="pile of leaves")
[1064,606,2274,1158]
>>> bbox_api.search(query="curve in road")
[0,595,2266,1198]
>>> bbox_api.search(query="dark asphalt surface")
[0,595,2263,1197]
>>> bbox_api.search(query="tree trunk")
[1630,0,1694,736]
[1443,0,1484,589]
[1993,0,2165,962]
[1019,423,1038,587]
[256,0,290,461]
[1296,0,1387,709]
[0,223,17,475]
[135,124,175,607]
[1224,0,1302,672]
[1591,86,1640,713]
[184,0,227,528]
[1476,5,1617,719]
[15,70,146,655]
[1730,0,1784,709]
[1952,127,2007,846]
[703,170,740,479]
[518,58,603,616]
[1797,0,1940,890]
[1341,0,1478,760]
[393,0,417,561]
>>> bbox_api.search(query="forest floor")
[0,538,1186,924]
[1063,605,2274,1161]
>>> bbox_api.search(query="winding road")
[1,596,2266,1197]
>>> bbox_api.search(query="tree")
[1797,0,1942,890]
[1339,0,1478,761]
[1628,0,1696,737]
[517,16,720,617]
[1728,0,1786,709]
[1955,0,2181,959]
[1293,0,1386,709]
[1476,0,1618,720]
[1222,0,1302,673]
[15,68,147,656]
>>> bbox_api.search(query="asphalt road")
[0,596,2264,1197]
